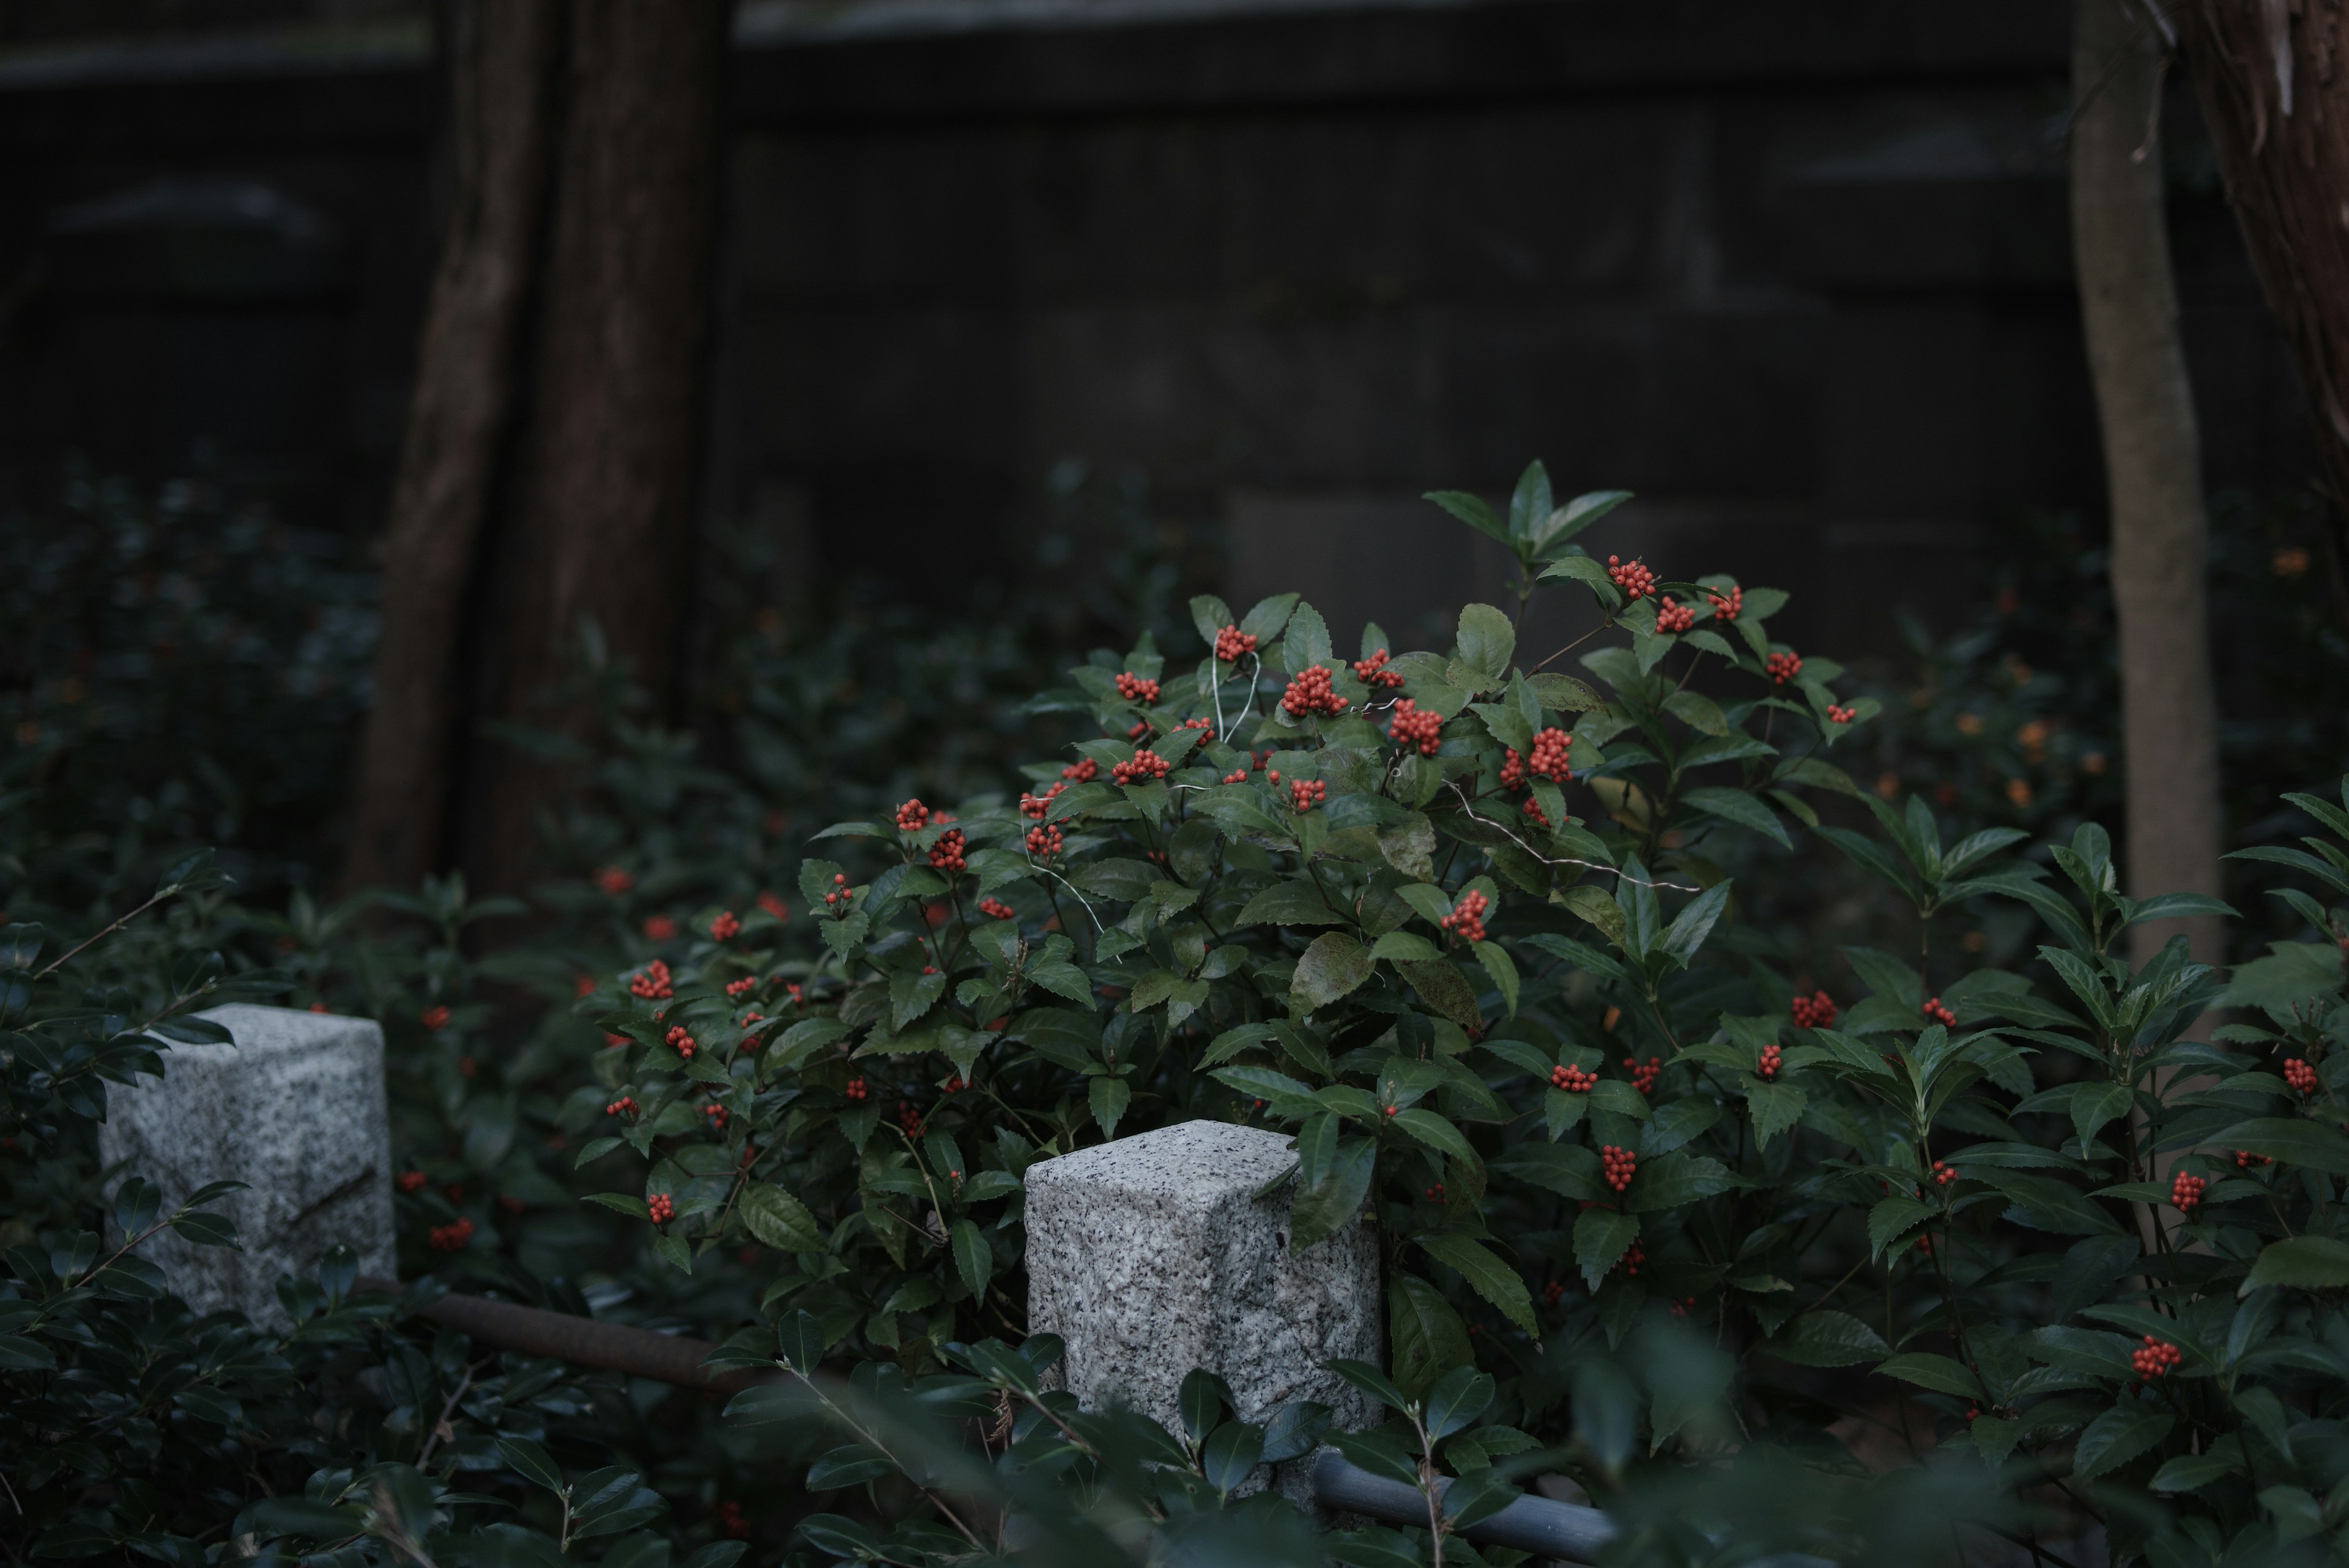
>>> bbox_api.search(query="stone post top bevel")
[1023,1118,1297,1202]
[185,1002,384,1058]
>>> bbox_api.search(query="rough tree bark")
[2073,0,2227,971]
[2181,0,2349,626]
[339,0,560,896]
[459,0,732,901]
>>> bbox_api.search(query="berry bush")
[10,462,2349,1567]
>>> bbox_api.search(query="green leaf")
[1747,1081,1807,1149]
[1455,604,1516,684]
[1417,1233,1537,1335]
[1392,1108,1478,1165]
[495,1436,568,1492]
[1628,1151,1740,1213]
[1290,1136,1376,1252]
[2150,1437,2244,1493]
[1423,490,1511,546]
[1534,488,1632,551]
[1472,940,1519,1016]
[1875,1353,1982,1400]
[1557,884,1628,948]
[742,1183,823,1252]
[2221,1117,2349,1176]
[1291,932,1374,1011]
[1389,1273,1474,1398]
[1398,958,1483,1030]
[2072,1402,2173,1481]
[1235,880,1347,927]
[1681,787,1789,849]
[1506,459,1554,543]
[2241,1235,2349,1295]
[1767,1310,1888,1368]
[1089,1076,1132,1140]
[952,1218,993,1298]
[1573,1208,1639,1290]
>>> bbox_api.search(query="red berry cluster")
[739,1013,765,1047]
[1707,585,1743,620]
[1020,781,1067,818]
[596,866,634,896]
[2132,1337,2183,1380]
[2172,1169,2208,1214]
[929,829,968,874]
[1668,1296,1696,1318]
[1757,1043,1783,1080]
[714,1503,750,1542]
[1551,1063,1597,1093]
[1934,1159,1958,1188]
[1527,726,1572,782]
[631,960,674,1000]
[1280,665,1347,717]
[1112,748,1171,784]
[1624,1055,1661,1094]
[844,1077,868,1101]
[1607,555,1655,600]
[1215,625,1257,663]
[785,982,804,1006]
[666,1025,697,1060]
[979,896,1017,920]
[1791,990,1837,1028]
[604,1032,629,1049]
[1601,1145,1638,1192]
[429,1217,475,1252]
[1765,650,1803,685]
[1827,704,1856,725]
[897,1098,924,1134]
[1389,699,1442,756]
[1655,595,1694,634]
[1521,795,1549,827]
[1543,1280,1565,1304]
[421,1005,451,1031]
[643,914,678,941]
[398,1169,428,1194]
[710,910,741,941]
[1424,1183,1446,1203]
[727,975,759,1000]
[648,1194,675,1227]
[1181,717,1214,736]
[1617,1242,1647,1277]
[2237,1150,2274,1169]
[1442,890,1490,944]
[1353,648,1406,688]
[757,890,789,921]
[1500,749,1525,790]
[1921,997,1957,1028]
[2286,1057,2320,1094]
[1289,778,1329,811]
[896,798,930,831]
[1115,671,1161,704]
[703,1104,729,1132]
[604,1091,641,1120]
[1127,719,1151,740]
[1027,823,1065,858]
[1221,759,1253,784]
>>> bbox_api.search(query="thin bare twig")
[1439,780,1701,891]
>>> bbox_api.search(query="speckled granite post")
[98,1003,395,1329]
[1024,1120,1382,1454]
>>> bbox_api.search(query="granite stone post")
[98,1003,396,1329]
[1023,1120,1382,1468]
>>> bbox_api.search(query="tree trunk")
[338,0,560,896]
[460,0,733,901]
[2181,0,2349,627]
[2073,0,2226,972]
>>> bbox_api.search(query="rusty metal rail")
[357,1277,774,1395]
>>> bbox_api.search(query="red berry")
[630,960,674,1000]
[1757,1043,1783,1080]
[710,910,740,941]
[1606,555,1655,601]
[1550,1062,1597,1093]
[2170,1169,2207,1215]
[647,1194,675,1227]
[1655,595,1694,634]
[1827,704,1856,725]
[1111,748,1172,786]
[1600,1144,1638,1192]
[1351,647,1405,688]
[929,828,968,875]
[420,1005,451,1031]
[398,1170,428,1194]
[1215,625,1258,663]
[1026,823,1066,859]
[596,866,635,896]
[429,1217,475,1252]
[1279,665,1347,718]
[1062,757,1099,783]
[1791,990,1837,1029]
[1115,671,1162,704]
[1389,699,1442,756]
[1020,781,1069,818]
[979,896,1017,920]
[1707,584,1743,620]
[1441,890,1490,945]
[1921,997,1957,1028]
[666,1024,697,1060]
[2285,1057,2320,1094]
[642,914,678,942]
[1766,650,1803,685]
[1288,777,1328,812]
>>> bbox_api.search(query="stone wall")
[0,0,2307,656]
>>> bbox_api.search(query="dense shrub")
[10,462,2349,1567]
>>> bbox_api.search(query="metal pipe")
[357,1277,771,1395]
[1308,1448,1616,1564]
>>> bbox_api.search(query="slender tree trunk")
[2181,0,2349,628]
[2073,0,2225,972]
[339,0,560,896]
[461,0,732,900]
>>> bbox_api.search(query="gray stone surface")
[1024,1119,1382,1451]
[98,1003,395,1329]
